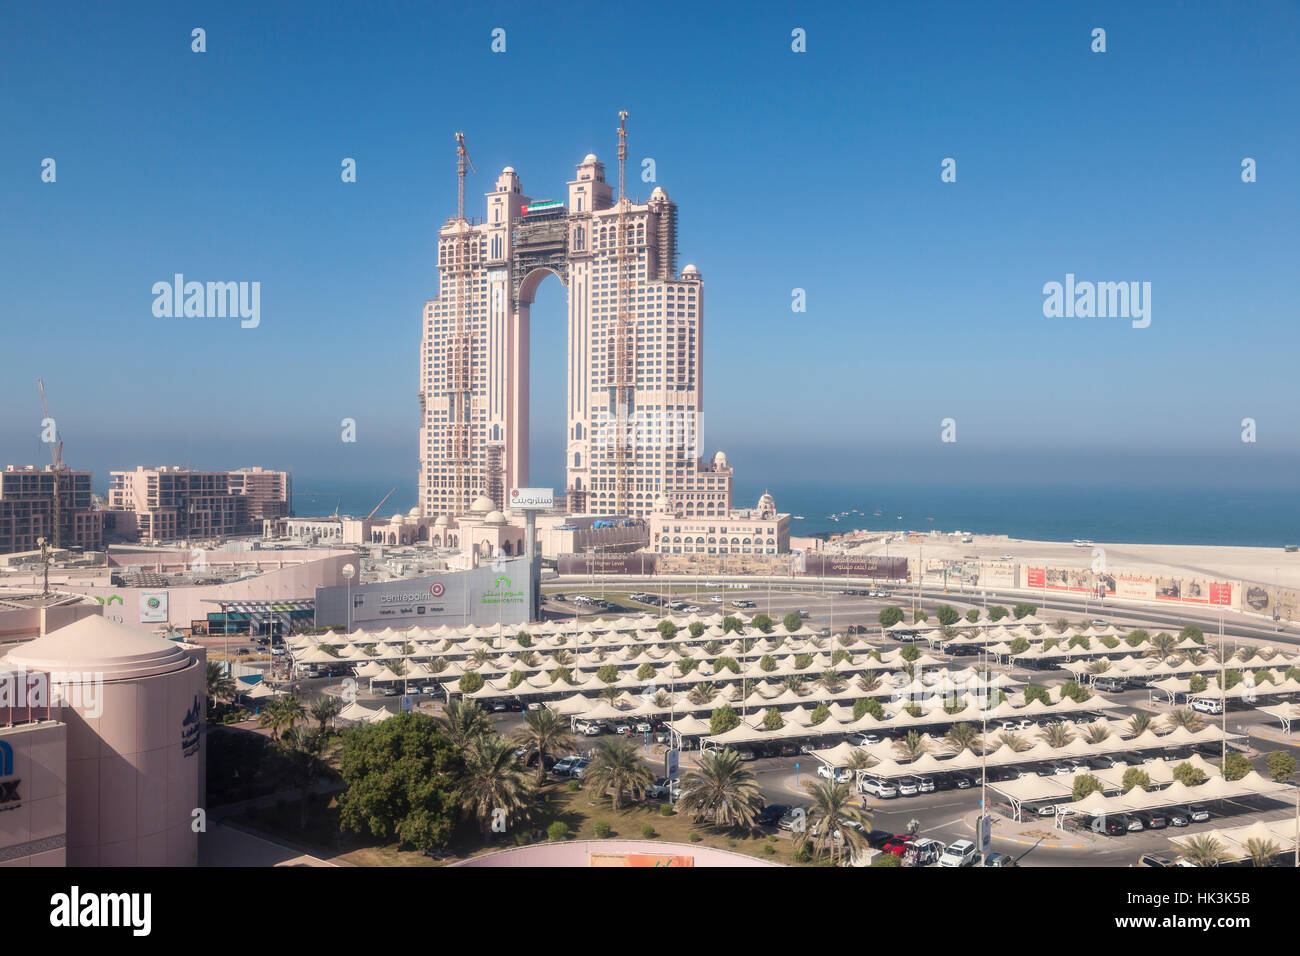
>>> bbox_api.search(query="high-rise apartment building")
[0,465,102,554]
[108,466,290,541]
[418,121,734,522]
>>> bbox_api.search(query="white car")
[938,839,977,867]
[817,765,852,784]
[897,779,919,797]
[576,721,602,736]
[613,722,632,735]
[709,595,724,604]
[860,778,898,799]
[1035,803,1059,817]
[684,605,701,613]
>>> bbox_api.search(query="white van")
[1191,698,1224,715]
[938,839,977,867]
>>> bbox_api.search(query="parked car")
[984,852,1017,867]
[1191,698,1224,715]
[571,758,592,778]
[1094,677,1125,693]
[860,778,898,799]
[865,829,894,850]
[914,775,935,793]
[905,838,945,866]
[524,752,557,770]
[613,722,633,735]
[756,803,790,827]
[1134,811,1168,830]
[777,807,808,832]
[1137,853,1175,867]
[1168,809,1190,827]
[552,757,577,776]
[647,777,679,800]
[938,839,977,867]
[1092,815,1128,836]
[951,774,973,790]
[1186,804,1211,823]
[897,778,919,797]
[1125,815,1145,832]
[419,685,439,696]
[882,834,916,857]
[817,765,852,784]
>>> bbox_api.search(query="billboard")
[1242,584,1300,623]
[801,554,909,580]
[1032,568,1236,608]
[510,487,554,509]
[590,853,693,868]
[140,591,169,623]
[557,552,658,575]
[314,556,537,629]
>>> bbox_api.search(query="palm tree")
[995,732,1030,752]
[1040,722,1075,748]
[1185,650,1206,666]
[583,738,654,809]
[515,650,538,668]
[205,661,235,710]
[1147,632,1178,660]
[279,725,328,829]
[597,686,621,703]
[511,707,574,784]
[470,648,490,667]
[1164,708,1206,732]
[437,698,491,749]
[688,682,718,705]
[857,671,883,693]
[551,649,573,666]
[893,729,932,761]
[1126,712,1152,736]
[1245,837,1281,867]
[459,734,532,837]
[1180,834,1226,867]
[677,748,763,829]
[1084,723,1111,744]
[1086,659,1111,676]
[817,669,845,693]
[780,675,807,694]
[259,695,305,740]
[309,695,342,733]
[652,690,674,709]
[846,750,878,771]
[944,722,980,752]
[800,779,872,865]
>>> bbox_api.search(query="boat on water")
[793,515,806,520]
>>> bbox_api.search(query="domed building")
[0,614,206,866]
[648,487,790,563]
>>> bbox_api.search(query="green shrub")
[688,832,702,843]
[547,821,570,841]
[641,825,657,839]
[660,803,673,817]
[593,820,612,838]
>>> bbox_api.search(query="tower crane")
[612,111,636,514]
[448,132,478,516]
[366,487,398,521]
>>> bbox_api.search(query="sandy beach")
[842,533,1300,591]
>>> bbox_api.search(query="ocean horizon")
[282,478,1300,550]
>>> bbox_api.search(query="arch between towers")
[507,264,572,507]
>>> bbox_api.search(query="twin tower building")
[417,132,737,525]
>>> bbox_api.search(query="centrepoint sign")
[510,487,553,509]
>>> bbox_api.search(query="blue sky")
[2,0,1297,494]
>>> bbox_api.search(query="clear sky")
[2,0,1297,493]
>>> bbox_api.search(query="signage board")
[509,487,554,509]
[140,591,169,623]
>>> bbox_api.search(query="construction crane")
[365,487,397,521]
[448,132,478,515]
[37,379,64,549]
[611,111,636,515]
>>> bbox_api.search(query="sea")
[289,478,1300,549]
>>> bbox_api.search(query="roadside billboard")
[801,554,909,580]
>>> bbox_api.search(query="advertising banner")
[140,591,169,623]
[557,553,658,575]
[802,554,909,580]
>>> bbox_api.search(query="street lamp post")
[341,563,356,635]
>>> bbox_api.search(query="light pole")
[342,563,355,635]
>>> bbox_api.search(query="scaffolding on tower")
[611,111,636,515]
[448,132,477,516]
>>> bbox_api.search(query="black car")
[756,804,790,827]
[1093,815,1128,836]
[983,852,1017,867]
[865,829,894,850]
[524,752,557,770]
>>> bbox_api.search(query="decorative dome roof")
[682,264,699,275]
[4,615,193,681]
[649,185,669,202]
[470,495,494,514]
[502,166,516,174]
[758,491,776,517]
[712,450,728,467]
[582,153,599,164]
[434,515,450,527]
[654,495,672,513]
[389,514,405,525]
[484,510,507,526]
[407,506,422,518]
